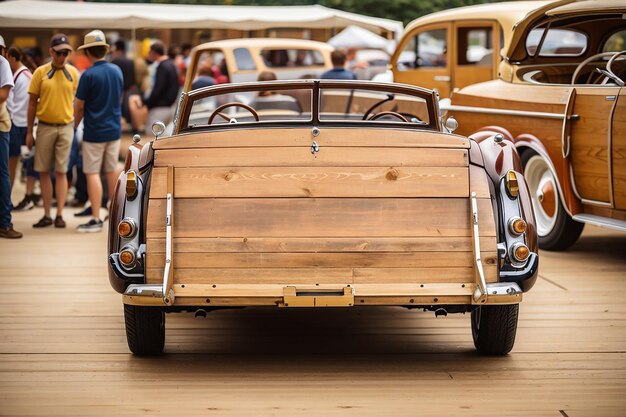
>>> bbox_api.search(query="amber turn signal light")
[126,171,137,200]
[118,218,137,238]
[119,247,136,268]
[511,243,530,263]
[508,217,527,236]
[505,170,519,198]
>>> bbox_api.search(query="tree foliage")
[87,0,510,25]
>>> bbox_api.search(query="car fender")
[107,141,151,293]
[513,133,581,217]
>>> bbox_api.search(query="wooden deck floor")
[1,192,625,416]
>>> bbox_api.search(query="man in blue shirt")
[321,49,357,80]
[74,30,123,232]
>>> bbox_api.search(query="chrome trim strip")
[471,192,488,303]
[124,284,164,298]
[441,103,565,120]
[571,214,626,231]
[162,192,174,305]
[581,198,613,207]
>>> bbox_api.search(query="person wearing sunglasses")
[26,33,79,229]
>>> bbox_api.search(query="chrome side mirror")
[445,116,458,133]
[151,121,166,139]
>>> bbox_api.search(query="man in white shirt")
[0,35,23,238]
[6,47,32,189]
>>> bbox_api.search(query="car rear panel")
[143,127,498,305]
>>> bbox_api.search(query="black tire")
[521,150,584,250]
[471,304,519,355]
[124,304,165,356]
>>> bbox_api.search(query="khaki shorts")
[82,140,121,174]
[34,123,73,173]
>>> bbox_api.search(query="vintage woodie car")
[389,0,553,97]
[446,0,626,250]
[183,38,333,90]
[108,80,538,356]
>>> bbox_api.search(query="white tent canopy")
[0,0,402,36]
[328,25,395,52]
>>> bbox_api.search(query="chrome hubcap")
[525,155,558,237]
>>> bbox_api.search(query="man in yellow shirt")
[26,34,79,228]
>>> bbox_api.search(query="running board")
[572,214,626,232]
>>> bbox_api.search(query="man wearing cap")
[26,33,79,229]
[74,30,123,233]
[0,34,23,238]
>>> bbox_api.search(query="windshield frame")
[176,80,441,135]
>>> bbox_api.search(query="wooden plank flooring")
[1,187,625,416]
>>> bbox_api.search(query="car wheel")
[124,304,165,356]
[521,151,584,250]
[471,304,519,355]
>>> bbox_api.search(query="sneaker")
[77,218,103,233]
[33,216,53,228]
[0,226,23,239]
[74,206,92,217]
[31,194,42,207]
[54,216,66,228]
[13,195,35,211]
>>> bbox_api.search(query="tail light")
[119,246,137,268]
[511,243,530,263]
[508,217,527,236]
[118,218,137,238]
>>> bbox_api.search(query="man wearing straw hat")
[73,30,123,233]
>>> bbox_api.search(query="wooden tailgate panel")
[145,129,497,286]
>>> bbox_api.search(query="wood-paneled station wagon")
[108,80,538,356]
[446,0,626,250]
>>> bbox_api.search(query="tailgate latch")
[281,286,354,307]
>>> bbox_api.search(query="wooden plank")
[149,166,470,198]
[152,127,470,150]
[145,236,498,253]
[145,266,496,284]
[145,197,497,238]
[145,251,498,269]
[153,147,469,168]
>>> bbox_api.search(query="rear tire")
[521,151,583,250]
[124,304,165,356]
[471,304,519,355]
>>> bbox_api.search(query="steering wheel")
[571,52,618,84]
[605,50,626,86]
[368,111,408,122]
[208,102,259,124]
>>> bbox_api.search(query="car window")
[319,88,430,125]
[603,30,626,52]
[457,26,493,66]
[397,28,447,70]
[526,28,587,56]
[261,49,325,68]
[233,48,256,71]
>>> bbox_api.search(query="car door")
[566,86,620,206]
[612,87,626,210]
[392,23,451,97]
[452,21,501,91]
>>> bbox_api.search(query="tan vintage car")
[447,0,626,250]
[183,38,333,89]
[390,1,553,97]
[108,80,538,356]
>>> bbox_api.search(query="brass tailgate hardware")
[282,286,354,307]
[162,165,175,306]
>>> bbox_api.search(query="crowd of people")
[0,30,362,240]
[0,31,197,239]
